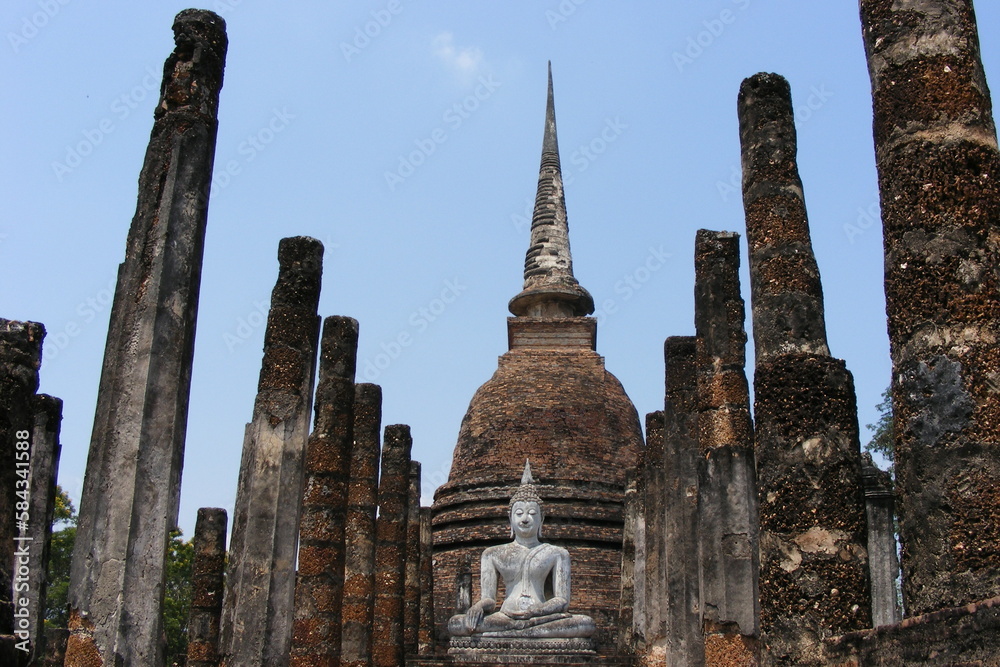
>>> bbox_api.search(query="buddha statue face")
[510,500,543,540]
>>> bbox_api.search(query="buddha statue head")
[509,460,544,539]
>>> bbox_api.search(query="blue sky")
[4,1,999,537]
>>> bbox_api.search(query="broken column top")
[0,319,45,392]
[694,230,746,367]
[509,63,594,318]
[158,9,227,120]
[738,72,809,219]
[257,236,323,395]
[273,236,324,306]
[738,72,830,361]
[860,0,998,148]
[860,453,894,500]
[664,336,698,411]
[318,315,360,382]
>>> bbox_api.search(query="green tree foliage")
[164,529,194,666]
[52,487,76,524]
[45,486,76,626]
[865,386,895,465]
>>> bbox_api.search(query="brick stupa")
[431,64,643,654]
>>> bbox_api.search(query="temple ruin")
[3,0,1000,665]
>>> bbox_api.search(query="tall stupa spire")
[509,62,594,318]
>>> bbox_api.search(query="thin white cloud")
[433,32,483,76]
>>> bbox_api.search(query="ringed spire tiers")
[509,62,595,318]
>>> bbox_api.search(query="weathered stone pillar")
[403,462,422,656]
[64,11,227,665]
[694,230,759,665]
[220,236,323,666]
[417,507,435,656]
[642,411,666,650]
[341,383,382,667]
[661,336,703,666]
[631,459,647,651]
[739,73,872,664]
[187,508,228,667]
[861,456,901,628]
[617,472,640,655]
[860,0,1000,615]
[0,319,44,665]
[26,395,62,663]
[371,425,413,667]
[737,73,828,357]
[291,316,359,666]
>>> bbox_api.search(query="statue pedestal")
[448,637,596,663]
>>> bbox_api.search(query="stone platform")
[448,636,597,665]
[409,653,632,667]
[447,637,596,664]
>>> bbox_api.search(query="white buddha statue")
[448,461,596,639]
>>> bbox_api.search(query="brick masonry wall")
[825,595,1000,665]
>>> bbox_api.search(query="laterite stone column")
[26,395,62,663]
[617,472,641,655]
[860,0,1000,614]
[341,383,383,667]
[417,507,435,656]
[631,462,647,651]
[661,336,702,666]
[291,316,359,666]
[186,508,227,667]
[403,462,422,655]
[739,73,872,664]
[0,319,45,665]
[371,425,413,667]
[642,411,666,652]
[861,456,901,628]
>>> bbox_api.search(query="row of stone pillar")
[623,70,906,665]
[738,0,1000,651]
[626,14,1000,651]
[0,320,63,665]
[162,314,433,667]
[186,240,434,667]
[627,231,761,666]
[627,1,1000,662]
[0,248,430,667]
[745,0,1000,640]
[50,207,432,667]
[33,8,436,664]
